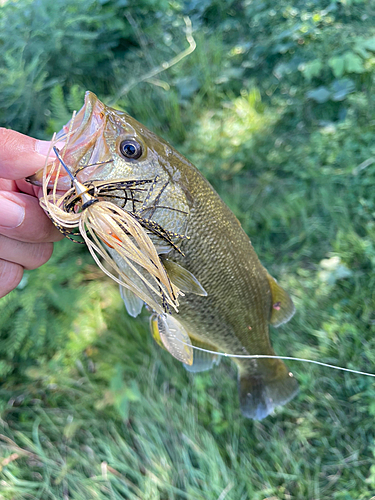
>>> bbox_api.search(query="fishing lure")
[40,145,184,316]
[150,313,193,365]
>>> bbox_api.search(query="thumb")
[0,128,54,180]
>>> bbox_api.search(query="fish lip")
[55,90,104,142]
[26,91,106,187]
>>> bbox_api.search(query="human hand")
[0,128,64,298]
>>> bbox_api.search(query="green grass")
[1,0,375,498]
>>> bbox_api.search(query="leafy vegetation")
[1,0,375,498]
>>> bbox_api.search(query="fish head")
[28,91,192,250]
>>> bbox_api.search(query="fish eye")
[119,139,143,160]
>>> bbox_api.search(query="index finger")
[0,128,53,180]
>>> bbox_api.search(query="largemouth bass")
[28,91,298,420]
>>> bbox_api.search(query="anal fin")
[183,338,221,373]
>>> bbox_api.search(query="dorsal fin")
[266,273,295,327]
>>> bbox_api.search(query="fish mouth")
[27,91,111,188]
[55,91,105,145]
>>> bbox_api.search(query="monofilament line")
[176,341,375,378]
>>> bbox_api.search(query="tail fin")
[238,360,298,420]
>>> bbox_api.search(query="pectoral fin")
[162,259,207,296]
[119,285,144,318]
[266,273,295,327]
[150,313,193,365]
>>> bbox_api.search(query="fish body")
[29,92,298,419]
[148,143,298,419]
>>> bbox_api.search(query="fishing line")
[175,339,375,378]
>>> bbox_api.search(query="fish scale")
[28,91,298,419]
[169,169,272,357]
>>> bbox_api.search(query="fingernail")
[0,194,25,228]
[35,140,65,157]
